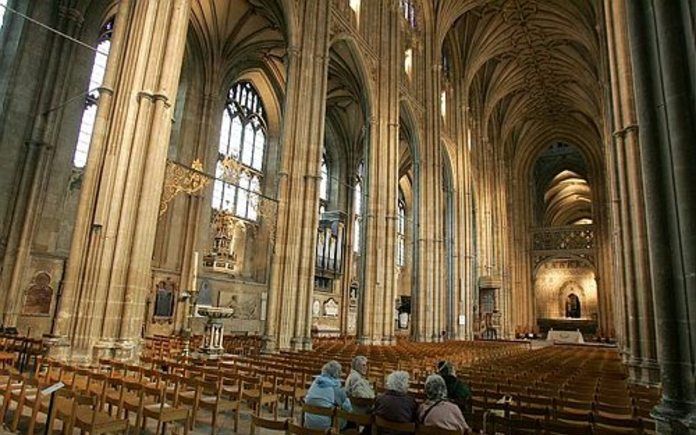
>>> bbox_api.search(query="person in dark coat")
[373,371,418,434]
[437,361,472,414]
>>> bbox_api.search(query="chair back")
[250,415,288,434]
[373,415,416,434]
[286,422,330,434]
[415,425,462,435]
[301,403,336,427]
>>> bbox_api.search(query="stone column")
[264,1,330,351]
[357,2,400,346]
[604,0,660,385]
[0,4,84,327]
[53,0,191,361]
[412,26,445,341]
[626,0,696,432]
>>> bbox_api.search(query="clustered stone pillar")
[357,2,400,346]
[626,0,696,432]
[53,0,191,361]
[603,0,659,385]
[413,31,446,342]
[264,1,331,351]
[0,4,85,327]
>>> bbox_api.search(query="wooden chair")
[0,371,24,421]
[591,412,645,434]
[415,425,464,435]
[47,388,129,434]
[372,415,416,434]
[189,376,241,434]
[287,421,332,434]
[251,415,289,434]
[301,403,337,428]
[242,373,279,417]
[141,373,190,435]
[10,377,49,433]
[541,419,593,435]
[335,408,373,434]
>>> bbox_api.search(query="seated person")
[418,374,470,434]
[437,360,472,414]
[346,355,375,403]
[304,360,352,429]
[374,371,418,434]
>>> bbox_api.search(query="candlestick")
[191,251,199,292]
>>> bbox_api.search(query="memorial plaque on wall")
[22,272,53,315]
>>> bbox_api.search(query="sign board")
[458,315,466,325]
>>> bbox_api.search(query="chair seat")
[74,406,128,432]
[143,402,189,423]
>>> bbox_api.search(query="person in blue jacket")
[304,360,353,429]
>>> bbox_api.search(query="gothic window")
[404,48,413,78]
[319,152,329,215]
[397,192,406,267]
[73,18,114,168]
[353,162,364,254]
[213,81,266,221]
[350,0,361,24]
[442,51,451,79]
[0,0,7,30]
[401,0,416,28]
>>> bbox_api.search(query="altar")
[547,329,584,344]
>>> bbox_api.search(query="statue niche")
[565,293,581,318]
[22,272,53,316]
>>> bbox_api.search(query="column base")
[261,335,277,353]
[290,336,306,351]
[42,334,71,362]
[652,399,696,434]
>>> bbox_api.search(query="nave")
[0,335,660,434]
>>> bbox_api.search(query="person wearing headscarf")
[437,360,472,414]
[303,360,352,429]
[418,374,470,433]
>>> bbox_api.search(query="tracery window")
[212,81,266,221]
[404,48,413,78]
[353,162,364,254]
[0,0,8,30]
[349,0,361,23]
[442,51,451,79]
[401,0,416,28]
[397,192,406,267]
[73,18,114,168]
[319,152,329,215]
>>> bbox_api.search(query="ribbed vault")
[446,0,603,157]
[188,0,287,91]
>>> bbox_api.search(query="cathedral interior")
[0,0,694,433]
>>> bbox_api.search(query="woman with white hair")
[374,371,418,434]
[418,374,470,433]
[304,360,352,429]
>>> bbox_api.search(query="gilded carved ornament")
[159,159,210,216]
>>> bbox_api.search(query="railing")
[532,224,594,252]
